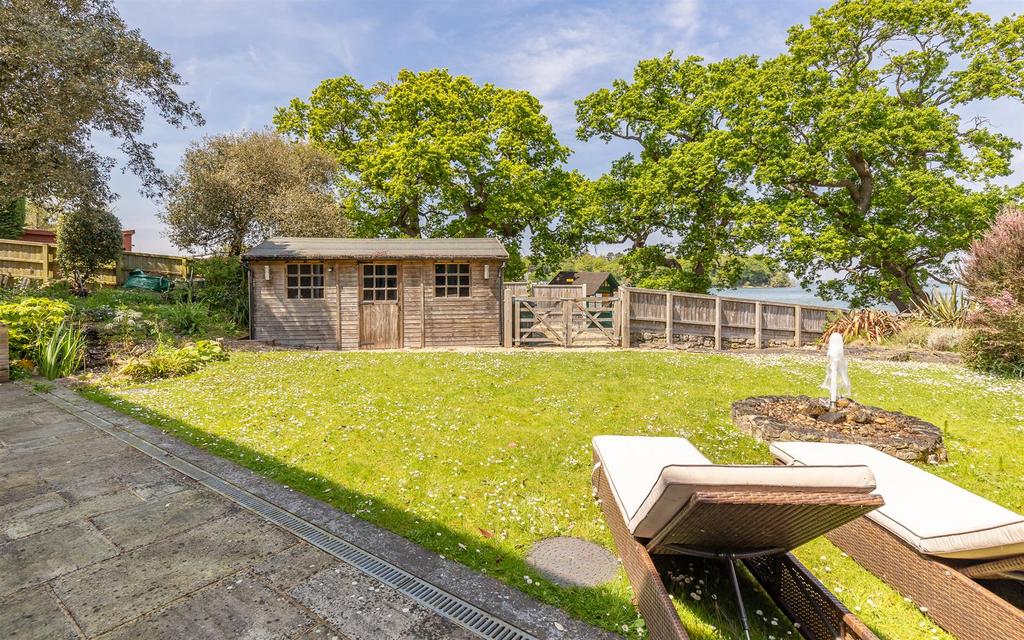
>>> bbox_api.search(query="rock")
[800,404,827,418]
[873,417,887,424]
[836,398,852,408]
[852,411,871,424]
[818,411,847,425]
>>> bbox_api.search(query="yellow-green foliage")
[0,297,74,358]
[115,340,226,382]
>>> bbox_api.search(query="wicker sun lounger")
[592,436,884,640]
[772,441,1024,640]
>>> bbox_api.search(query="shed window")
[434,263,470,298]
[286,263,324,299]
[362,264,398,301]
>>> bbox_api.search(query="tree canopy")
[56,206,123,295]
[160,131,350,256]
[0,0,203,211]
[727,0,1024,310]
[566,54,756,292]
[274,69,582,278]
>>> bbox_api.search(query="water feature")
[822,333,850,410]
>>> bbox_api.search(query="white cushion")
[594,436,876,539]
[771,441,1024,560]
[593,435,710,534]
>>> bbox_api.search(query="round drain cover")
[526,537,618,587]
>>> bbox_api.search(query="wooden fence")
[0,238,188,287]
[620,286,836,349]
[532,283,586,300]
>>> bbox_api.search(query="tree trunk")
[881,263,927,313]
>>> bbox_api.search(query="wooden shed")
[243,237,508,350]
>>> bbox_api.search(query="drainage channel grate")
[34,388,538,640]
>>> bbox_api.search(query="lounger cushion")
[593,436,876,538]
[771,441,1024,560]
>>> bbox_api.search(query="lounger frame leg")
[727,559,753,640]
[594,464,691,640]
[826,516,1024,640]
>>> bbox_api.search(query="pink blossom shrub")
[962,206,1024,375]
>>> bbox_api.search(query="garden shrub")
[115,339,227,381]
[56,206,123,296]
[36,321,86,380]
[103,307,157,350]
[961,295,1024,376]
[164,301,210,336]
[0,297,74,358]
[822,309,903,343]
[962,207,1024,375]
[190,256,248,328]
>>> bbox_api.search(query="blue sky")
[106,0,1024,253]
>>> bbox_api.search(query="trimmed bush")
[56,206,123,296]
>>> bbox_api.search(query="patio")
[0,382,607,640]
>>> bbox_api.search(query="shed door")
[359,263,401,349]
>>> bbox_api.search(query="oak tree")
[729,0,1024,310]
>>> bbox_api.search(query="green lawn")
[83,350,1024,639]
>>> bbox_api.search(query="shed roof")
[244,237,509,260]
[548,271,619,296]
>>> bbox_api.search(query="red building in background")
[19,228,135,252]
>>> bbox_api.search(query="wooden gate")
[511,295,619,347]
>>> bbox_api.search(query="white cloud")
[664,0,700,36]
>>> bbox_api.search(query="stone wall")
[630,330,796,350]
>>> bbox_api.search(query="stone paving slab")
[53,511,297,636]
[3,489,142,540]
[0,521,118,595]
[291,562,477,640]
[0,470,47,505]
[253,542,339,591]
[90,488,232,550]
[96,572,317,640]
[0,584,79,640]
[38,448,191,501]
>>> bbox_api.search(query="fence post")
[665,292,673,345]
[0,323,9,383]
[794,305,803,347]
[562,298,572,347]
[621,287,631,348]
[40,243,50,283]
[714,297,723,350]
[115,253,126,285]
[502,289,513,348]
[754,301,762,349]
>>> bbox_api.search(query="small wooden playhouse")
[243,237,508,350]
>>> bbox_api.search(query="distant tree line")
[536,253,792,289]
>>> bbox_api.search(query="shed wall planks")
[249,258,502,350]
[251,261,338,348]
